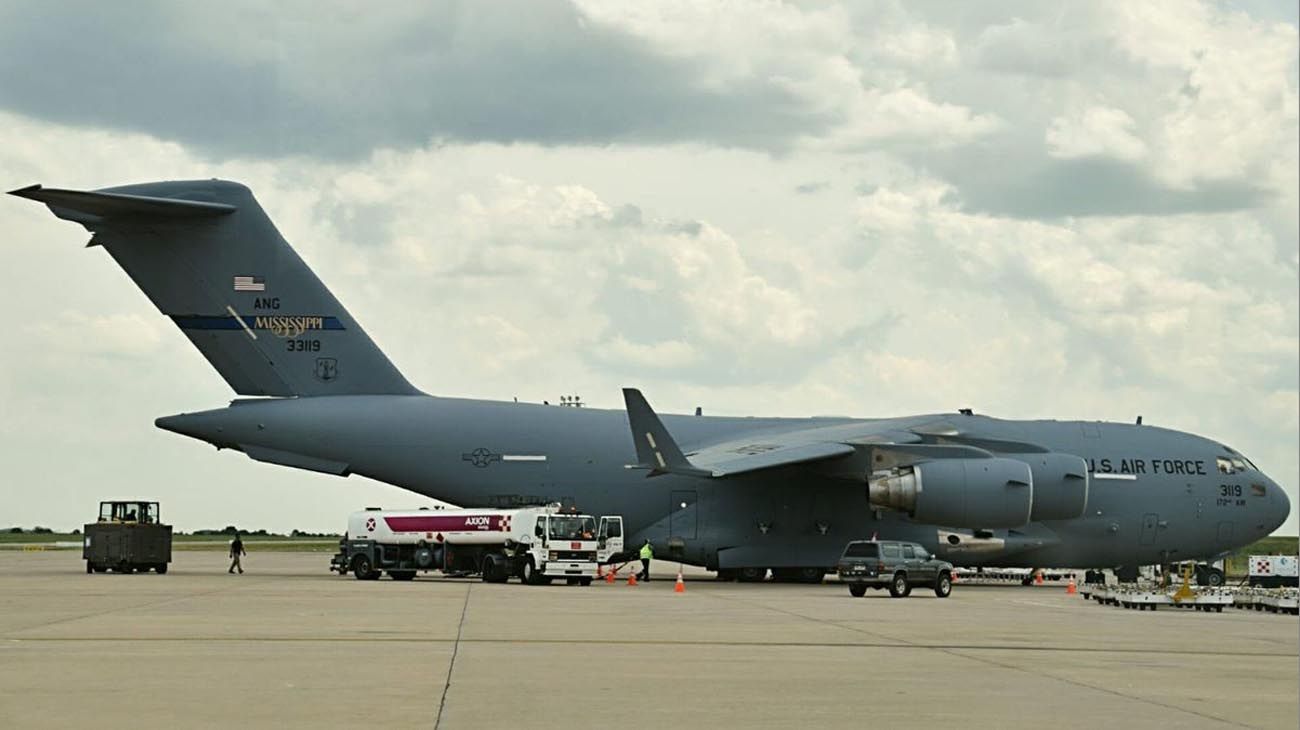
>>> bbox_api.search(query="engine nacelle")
[868,457,1033,528]
[1017,452,1089,521]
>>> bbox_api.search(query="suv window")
[843,542,879,558]
[881,544,901,559]
[902,544,916,559]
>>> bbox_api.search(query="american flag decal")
[233,275,266,292]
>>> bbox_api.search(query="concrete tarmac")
[1,552,1295,730]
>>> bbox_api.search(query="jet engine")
[1018,452,1089,521]
[867,457,1033,528]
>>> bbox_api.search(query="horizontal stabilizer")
[9,184,236,225]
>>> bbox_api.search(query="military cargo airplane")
[12,180,1291,583]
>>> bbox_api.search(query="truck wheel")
[889,573,910,598]
[415,547,435,569]
[934,572,952,598]
[521,559,544,586]
[352,554,377,580]
[579,577,593,586]
[482,555,509,583]
[849,584,867,598]
[155,564,168,575]
[389,571,416,581]
[86,562,93,574]
[1203,567,1225,587]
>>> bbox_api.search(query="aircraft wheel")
[737,567,768,583]
[797,567,825,584]
[715,569,738,582]
[889,573,909,598]
[849,584,867,598]
[934,572,952,598]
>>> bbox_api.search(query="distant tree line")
[186,526,338,538]
[5,525,337,537]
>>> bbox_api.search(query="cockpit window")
[1218,455,1253,475]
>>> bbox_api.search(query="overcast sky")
[1,0,1296,536]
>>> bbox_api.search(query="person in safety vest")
[638,540,653,582]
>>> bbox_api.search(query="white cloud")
[1046,105,1148,161]
[0,1,1295,537]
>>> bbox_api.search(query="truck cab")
[597,515,624,564]
[521,512,605,584]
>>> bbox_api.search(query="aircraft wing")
[623,388,923,478]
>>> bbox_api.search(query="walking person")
[638,539,653,582]
[229,533,246,574]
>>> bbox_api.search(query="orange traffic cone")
[1034,571,1044,586]
[674,568,685,593]
[1066,576,1077,595]
[605,569,616,584]
[627,572,638,586]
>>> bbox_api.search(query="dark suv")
[836,540,954,598]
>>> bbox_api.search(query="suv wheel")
[849,584,867,598]
[934,571,952,598]
[888,572,910,598]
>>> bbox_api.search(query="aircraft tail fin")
[11,180,419,397]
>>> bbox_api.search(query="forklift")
[83,501,172,574]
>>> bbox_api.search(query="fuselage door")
[670,490,698,540]
[1140,513,1159,545]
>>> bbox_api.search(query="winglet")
[622,388,711,478]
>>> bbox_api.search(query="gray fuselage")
[157,394,1291,571]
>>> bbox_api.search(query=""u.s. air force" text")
[1087,458,1207,476]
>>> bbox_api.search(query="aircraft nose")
[1267,478,1291,532]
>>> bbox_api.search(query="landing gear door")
[598,516,623,563]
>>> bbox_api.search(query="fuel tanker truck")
[330,504,624,584]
